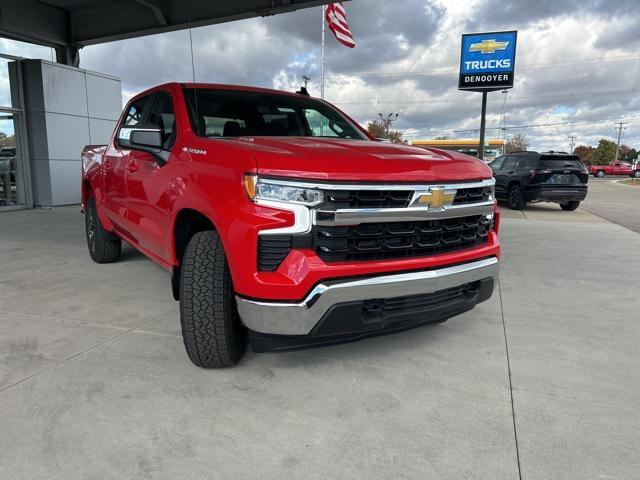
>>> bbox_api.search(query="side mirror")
[118,125,169,166]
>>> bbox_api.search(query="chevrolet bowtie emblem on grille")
[411,188,456,209]
[469,39,510,54]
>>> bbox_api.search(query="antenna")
[189,28,196,83]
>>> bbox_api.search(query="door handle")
[508,171,514,174]
[127,162,139,173]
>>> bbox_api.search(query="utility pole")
[301,75,311,90]
[568,135,577,154]
[614,122,628,162]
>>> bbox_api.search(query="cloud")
[74,0,640,151]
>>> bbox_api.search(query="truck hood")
[217,137,492,182]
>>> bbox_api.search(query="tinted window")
[146,92,176,148]
[539,156,583,169]
[502,156,517,170]
[489,156,505,169]
[184,89,366,140]
[516,156,537,169]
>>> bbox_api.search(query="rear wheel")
[179,230,247,368]
[595,170,605,178]
[508,185,525,210]
[632,170,640,178]
[560,201,580,211]
[85,197,121,263]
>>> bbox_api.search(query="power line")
[325,55,640,79]
[337,88,638,105]
[404,114,638,138]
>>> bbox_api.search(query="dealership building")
[0,0,331,211]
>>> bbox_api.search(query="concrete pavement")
[1,202,639,479]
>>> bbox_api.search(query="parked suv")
[490,151,588,210]
[81,83,500,368]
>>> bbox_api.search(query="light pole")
[378,113,399,136]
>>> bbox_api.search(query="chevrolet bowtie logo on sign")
[411,188,457,209]
[459,30,517,91]
[469,39,510,54]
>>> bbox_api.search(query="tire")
[85,197,121,263]
[508,185,526,210]
[560,201,580,211]
[632,170,640,178]
[179,230,247,368]
[595,170,605,178]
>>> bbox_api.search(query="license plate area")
[545,174,579,185]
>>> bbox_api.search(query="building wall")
[22,60,121,206]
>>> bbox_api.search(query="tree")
[366,120,406,144]
[618,145,638,163]
[573,145,595,165]
[505,134,529,153]
[593,139,617,164]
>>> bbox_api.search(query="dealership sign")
[459,31,517,91]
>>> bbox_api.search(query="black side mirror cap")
[119,126,168,166]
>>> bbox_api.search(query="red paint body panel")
[82,82,499,301]
[588,161,635,176]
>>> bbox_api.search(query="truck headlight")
[244,175,323,206]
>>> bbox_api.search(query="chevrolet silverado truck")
[589,161,640,178]
[81,83,500,368]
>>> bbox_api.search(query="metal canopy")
[0,0,336,65]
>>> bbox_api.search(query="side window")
[490,156,505,170]
[117,95,152,146]
[501,155,517,170]
[146,92,176,148]
[122,96,149,127]
[516,156,536,169]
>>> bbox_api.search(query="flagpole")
[321,5,326,99]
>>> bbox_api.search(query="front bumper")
[236,256,498,339]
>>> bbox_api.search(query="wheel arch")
[171,208,218,300]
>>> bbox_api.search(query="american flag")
[325,2,356,48]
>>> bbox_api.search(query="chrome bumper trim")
[314,201,494,226]
[236,257,499,335]
[258,177,495,191]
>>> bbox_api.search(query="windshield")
[184,88,366,140]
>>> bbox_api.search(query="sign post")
[459,30,517,160]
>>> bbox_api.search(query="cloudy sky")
[4,0,640,151]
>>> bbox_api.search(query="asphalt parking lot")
[1,180,639,480]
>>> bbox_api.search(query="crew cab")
[589,161,640,178]
[81,83,500,368]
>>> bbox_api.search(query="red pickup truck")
[81,83,500,368]
[589,161,640,178]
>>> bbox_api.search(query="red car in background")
[589,161,640,178]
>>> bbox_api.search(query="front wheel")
[508,185,526,210]
[179,230,247,368]
[595,170,605,178]
[632,170,640,178]
[560,201,580,211]
[85,197,121,263]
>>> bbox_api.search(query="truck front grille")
[313,215,492,263]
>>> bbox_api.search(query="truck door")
[124,91,177,262]
[104,95,152,237]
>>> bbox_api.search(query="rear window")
[539,156,584,169]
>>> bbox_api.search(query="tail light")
[530,168,551,177]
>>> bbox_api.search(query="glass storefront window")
[0,113,25,207]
